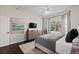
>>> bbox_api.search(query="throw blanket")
[35,32,64,52]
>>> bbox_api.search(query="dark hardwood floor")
[0,40,34,54]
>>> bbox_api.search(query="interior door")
[0,16,10,47]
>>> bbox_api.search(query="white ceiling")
[15,5,72,17]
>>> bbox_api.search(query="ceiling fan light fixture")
[44,5,51,15]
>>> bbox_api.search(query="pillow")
[65,29,78,43]
[73,34,79,43]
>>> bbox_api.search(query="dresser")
[26,29,41,41]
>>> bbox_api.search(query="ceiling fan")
[44,5,52,15]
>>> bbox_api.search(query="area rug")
[19,41,45,54]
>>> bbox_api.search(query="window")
[50,16,62,31]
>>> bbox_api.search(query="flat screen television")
[29,23,37,28]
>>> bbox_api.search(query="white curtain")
[59,11,71,35]
[67,11,71,33]
[61,15,65,34]
[64,11,71,35]
[42,18,48,34]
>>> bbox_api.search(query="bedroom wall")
[70,6,79,29]
[0,6,42,45]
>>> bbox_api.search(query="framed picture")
[11,23,24,34]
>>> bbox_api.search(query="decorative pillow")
[65,29,78,43]
[73,34,79,43]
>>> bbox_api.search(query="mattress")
[56,36,72,54]
[35,32,64,52]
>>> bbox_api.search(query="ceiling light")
[45,10,50,14]
[44,5,51,15]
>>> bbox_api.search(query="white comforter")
[56,36,72,54]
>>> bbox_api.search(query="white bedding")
[56,36,72,54]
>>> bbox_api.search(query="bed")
[35,29,79,54]
[56,35,73,54]
[35,31,64,53]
